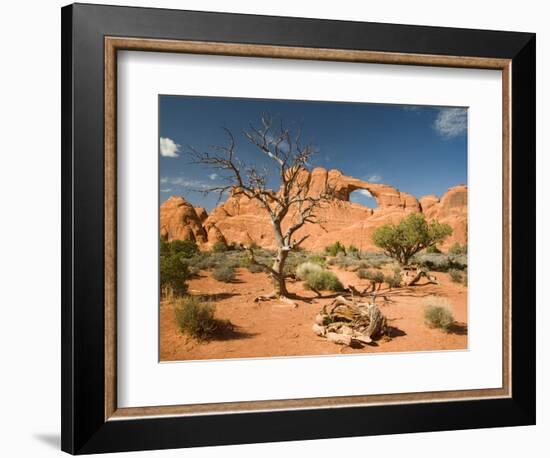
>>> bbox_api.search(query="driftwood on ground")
[400,266,438,286]
[312,294,387,346]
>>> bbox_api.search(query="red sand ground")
[160,266,467,361]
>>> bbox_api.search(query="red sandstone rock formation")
[159,168,467,251]
[160,196,207,243]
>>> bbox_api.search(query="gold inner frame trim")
[104,36,512,421]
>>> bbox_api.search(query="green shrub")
[414,253,451,272]
[296,262,324,280]
[325,241,346,256]
[372,213,453,265]
[357,268,370,279]
[212,241,228,253]
[384,268,402,288]
[160,254,190,296]
[304,270,344,292]
[357,269,384,283]
[175,296,219,340]
[283,251,308,276]
[212,264,236,282]
[307,254,326,265]
[347,244,359,254]
[423,296,455,332]
[426,245,442,254]
[448,242,467,255]
[449,254,468,270]
[247,263,266,273]
[448,268,464,283]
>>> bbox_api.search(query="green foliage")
[324,241,346,257]
[307,254,326,265]
[448,268,464,283]
[357,268,384,283]
[423,296,455,332]
[384,268,402,288]
[160,253,190,296]
[304,270,344,292]
[160,239,199,258]
[414,252,467,272]
[212,264,236,282]
[347,245,360,257]
[372,213,453,266]
[174,296,219,340]
[247,263,266,273]
[211,241,229,252]
[448,242,467,255]
[426,245,442,254]
[296,262,324,280]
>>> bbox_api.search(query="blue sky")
[159,95,467,211]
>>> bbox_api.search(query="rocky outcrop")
[421,185,468,246]
[160,196,207,243]
[159,168,467,251]
[194,206,208,223]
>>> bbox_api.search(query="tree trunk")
[272,248,289,297]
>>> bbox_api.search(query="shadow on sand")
[448,321,468,335]
[210,321,258,341]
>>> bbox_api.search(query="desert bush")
[414,253,452,272]
[307,254,326,265]
[346,245,360,258]
[426,245,442,254]
[448,268,464,283]
[211,241,228,253]
[212,264,236,282]
[448,242,467,255]
[357,269,384,283]
[448,254,468,270]
[282,251,308,276]
[174,296,219,340]
[385,267,402,289]
[356,268,370,279]
[247,263,266,273]
[304,269,344,292]
[372,213,453,265]
[325,241,346,257]
[160,253,190,296]
[296,262,324,280]
[423,296,455,332]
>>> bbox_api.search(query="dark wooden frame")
[62,3,536,454]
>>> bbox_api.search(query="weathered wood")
[314,294,387,346]
[400,267,439,286]
[365,304,386,338]
[326,332,352,346]
[314,314,326,325]
[312,323,326,336]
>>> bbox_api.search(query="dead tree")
[188,116,334,304]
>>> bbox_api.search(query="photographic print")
[159,95,468,362]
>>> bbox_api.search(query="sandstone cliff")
[160,167,467,251]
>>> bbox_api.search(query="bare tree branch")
[186,115,335,299]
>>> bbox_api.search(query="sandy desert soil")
[160,266,467,361]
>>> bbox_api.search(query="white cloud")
[160,176,213,190]
[433,108,467,138]
[160,188,173,193]
[365,174,382,183]
[208,173,218,180]
[356,189,373,198]
[159,137,180,157]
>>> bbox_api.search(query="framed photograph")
[61,3,536,454]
